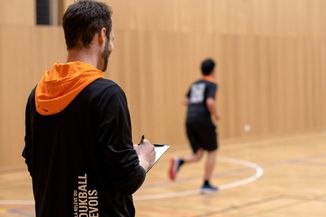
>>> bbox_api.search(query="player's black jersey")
[186,79,217,123]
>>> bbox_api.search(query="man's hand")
[134,139,156,172]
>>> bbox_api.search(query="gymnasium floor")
[1,131,326,217]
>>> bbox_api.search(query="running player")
[169,58,220,194]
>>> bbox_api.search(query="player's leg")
[183,148,204,163]
[169,149,204,181]
[200,123,219,193]
[200,150,219,194]
[169,122,203,181]
[203,150,216,181]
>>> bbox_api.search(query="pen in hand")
[138,135,144,145]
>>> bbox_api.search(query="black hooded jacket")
[23,77,146,217]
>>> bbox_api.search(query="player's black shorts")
[186,121,218,153]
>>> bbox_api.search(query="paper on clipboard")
[147,144,169,172]
[154,144,169,163]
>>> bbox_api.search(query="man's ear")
[98,27,107,45]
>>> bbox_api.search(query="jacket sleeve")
[22,91,34,176]
[96,85,146,195]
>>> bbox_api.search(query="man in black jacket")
[23,1,155,216]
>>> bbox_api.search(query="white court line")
[134,157,264,201]
[0,157,263,205]
[0,200,34,206]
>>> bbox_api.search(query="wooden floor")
[1,131,326,217]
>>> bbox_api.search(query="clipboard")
[147,144,169,172]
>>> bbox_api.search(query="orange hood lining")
[35,62,104,115]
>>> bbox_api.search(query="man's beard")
[101,39,110,72]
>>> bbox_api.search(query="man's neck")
[67,48,99,69]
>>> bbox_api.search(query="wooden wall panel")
[0,27,3,169]
[2,0,326,169]
[107,0,326,37]
[0,26,66,170]
[109,30,326,143]
[63,0,75,11]
[0,0,34,25]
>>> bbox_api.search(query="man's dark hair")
[63,0,112,49]
[201,58,216,75]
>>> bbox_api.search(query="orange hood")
[35,62,104,115]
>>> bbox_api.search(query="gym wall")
[1,0,326,170]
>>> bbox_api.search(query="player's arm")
[206,97,220,121]
[184,88,191,106]
[183,96,189,106]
